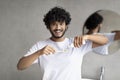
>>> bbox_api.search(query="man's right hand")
[40,45,56,55]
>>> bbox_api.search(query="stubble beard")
[50,29,67,39]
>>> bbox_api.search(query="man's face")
[49,21,67,38]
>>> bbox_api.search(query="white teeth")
[55,31,61,33]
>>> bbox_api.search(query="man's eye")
[60,23,63,25]
[51,23,56,26]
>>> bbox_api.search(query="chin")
[53,35,63,38]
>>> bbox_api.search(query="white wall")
[0,0,120,80]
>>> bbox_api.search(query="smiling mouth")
[54,29,63,33]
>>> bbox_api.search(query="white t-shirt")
[93,33,115,55]
[24,38,92,80]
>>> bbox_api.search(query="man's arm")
[17,45,55,70]
[87,34,108,48]
[74,34,108,48]
[17,50,42,70]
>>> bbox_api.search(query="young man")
[17,7,108,80]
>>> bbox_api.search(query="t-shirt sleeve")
[104,33,115,43]
[24,41,44,64]
[93,33,115,55]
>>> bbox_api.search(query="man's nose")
[56,25,61,29]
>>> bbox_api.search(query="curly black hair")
[43,7,71,29]
[82,12,103,34]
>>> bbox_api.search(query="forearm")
[74,34,108,48]
[85,34,108,45]
[17,50,42,70]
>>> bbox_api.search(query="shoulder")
[31,39,49,49]
[66,37,74,45]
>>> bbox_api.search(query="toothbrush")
[56,43,74,53]
[54,41,86,53]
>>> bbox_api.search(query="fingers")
[74,36,83,47]
[79,36,83,46]
[74,36,78,47]
[73,35,87,47]
[41,45,56,55]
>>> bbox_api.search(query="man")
[17,7,108,80]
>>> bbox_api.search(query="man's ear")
[99,23,102,27]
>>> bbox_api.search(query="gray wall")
[0,0,120,80]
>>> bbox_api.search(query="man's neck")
[50,37,65,42]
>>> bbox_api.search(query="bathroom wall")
[0,0,120,80]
